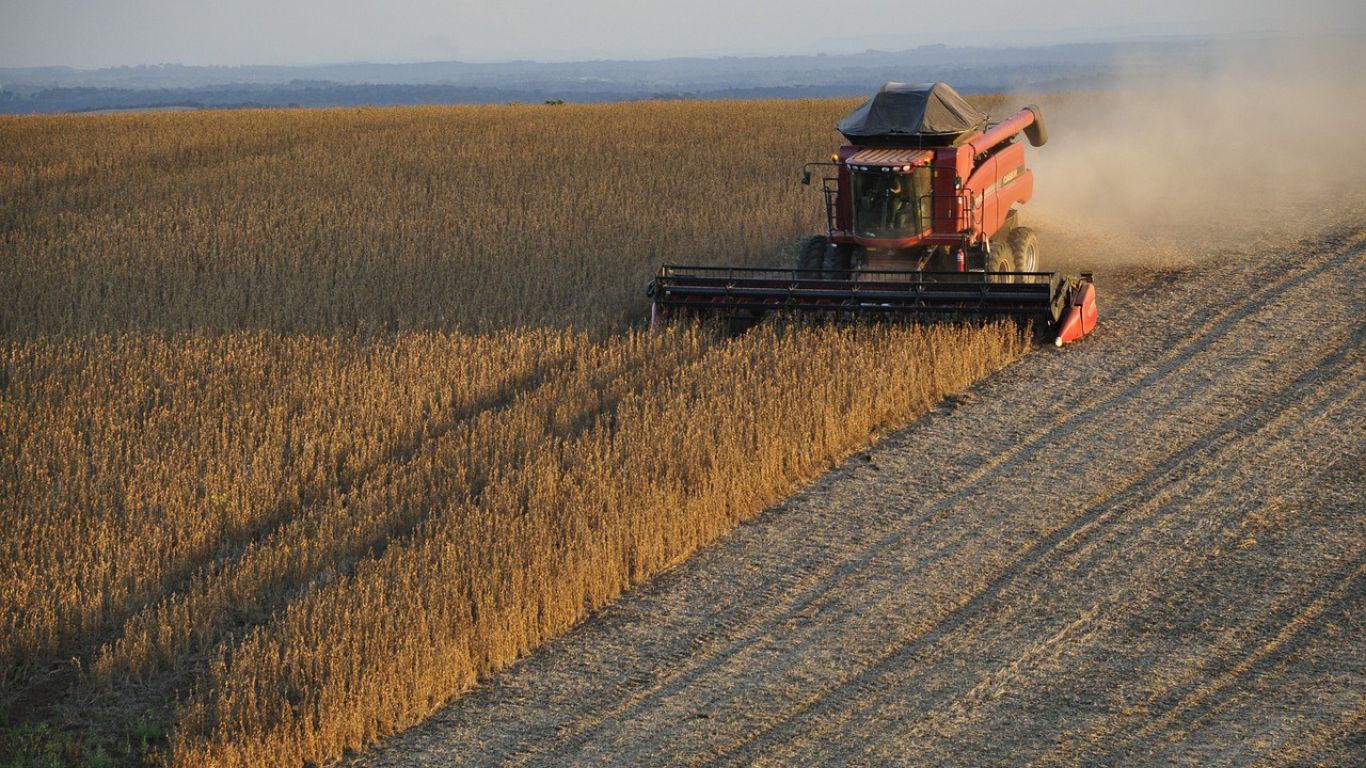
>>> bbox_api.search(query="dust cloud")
[1020,37,1366,271]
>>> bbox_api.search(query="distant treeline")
[6,35,1339,115]
[1,83,589,113]
[0,75,1109,114]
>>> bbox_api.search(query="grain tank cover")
[837,82,987,146]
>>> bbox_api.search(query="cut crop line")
[816,386,1366,768]
[504,236,1366,766]
[700,323,1365,768]
[777,330,1366,767]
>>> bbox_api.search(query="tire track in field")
[1023,401,1366,768]
[1089,562,1365,767]
[1003,424,1366,768]
[351,227,1365,767]
[1248,704,1366,768]
[497,232,1366,767]
[770,331,1366,768]
[702,323,1364,767]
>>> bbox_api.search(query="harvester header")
[648,81,1097,346]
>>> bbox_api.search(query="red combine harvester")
[648,82,1098,346]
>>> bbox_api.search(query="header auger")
[648,82,1098,346]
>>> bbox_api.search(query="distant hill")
[0,36,1313,114]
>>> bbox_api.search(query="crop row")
[0,97,1022,767]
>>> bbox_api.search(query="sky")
[1,0,1364,69]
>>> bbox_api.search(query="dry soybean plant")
[0,96,1025,767]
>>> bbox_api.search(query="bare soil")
[350,222,1365,767]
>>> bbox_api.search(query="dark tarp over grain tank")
[837,82,987,146]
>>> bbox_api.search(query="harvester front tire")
[987,240,1016,282]
[1008,227,1040,272]
[826,244,854,277]
[798,236,828,273]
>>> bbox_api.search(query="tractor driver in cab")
[853,170,918,237]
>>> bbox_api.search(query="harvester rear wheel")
[1009,227,1040,272]
[798,235,827,273]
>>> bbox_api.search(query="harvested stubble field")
[2,98,1027,766]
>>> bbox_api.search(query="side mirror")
[801,170,812,186]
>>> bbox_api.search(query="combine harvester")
[648,82,1098,346]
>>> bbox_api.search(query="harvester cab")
[649,82,1098,346]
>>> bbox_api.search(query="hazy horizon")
[4,0,1364,70]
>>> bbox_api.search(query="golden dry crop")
[0,97,1025,767]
